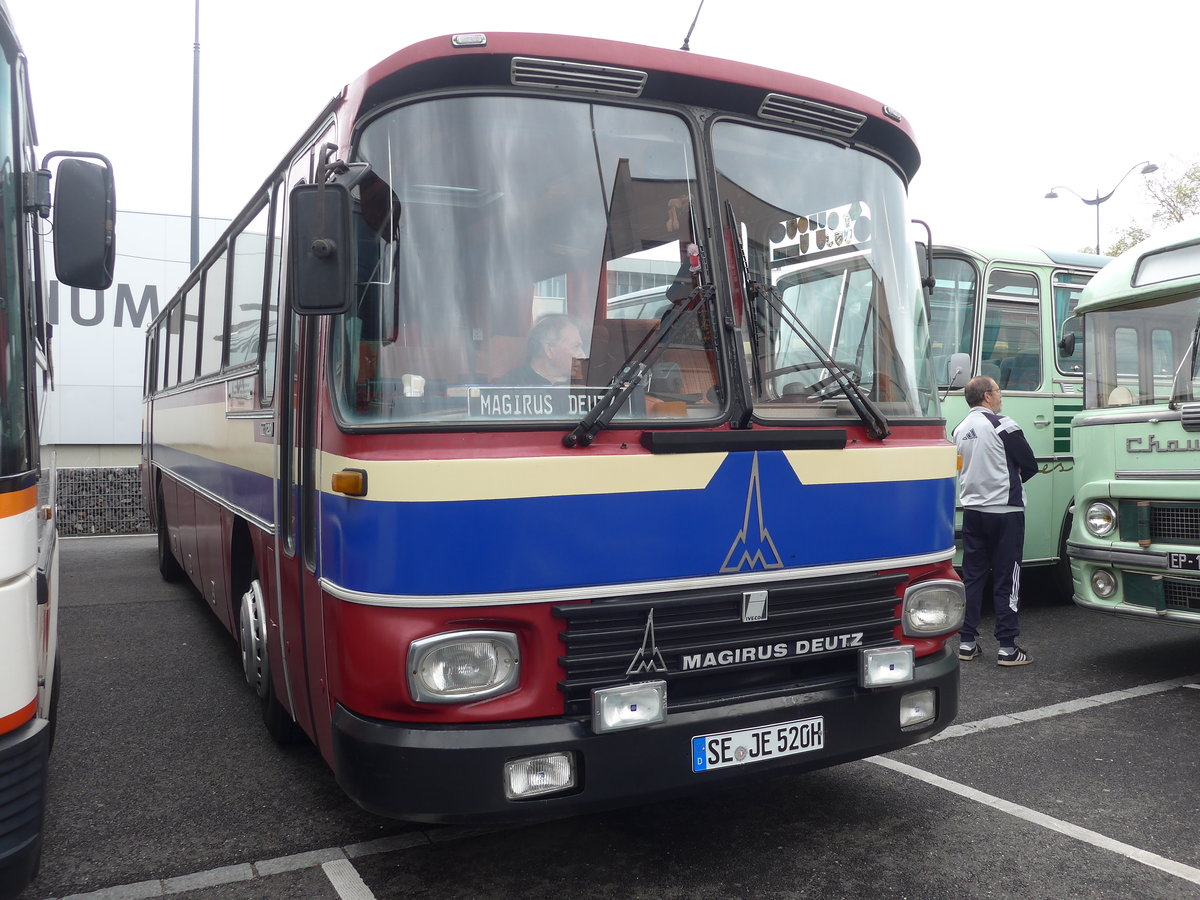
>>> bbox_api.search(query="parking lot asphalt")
[17,537,1200,899]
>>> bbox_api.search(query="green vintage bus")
[1068,219,1200,625]
[929,245,1108,594]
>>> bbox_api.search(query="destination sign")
[466,385,644,419]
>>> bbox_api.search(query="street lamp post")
[1044,161,1158,255]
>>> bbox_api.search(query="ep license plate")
[691,716,824,773]
[1168,552,1200,571]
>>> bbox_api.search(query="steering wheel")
[762,360,861,380]
[763,360,862,400]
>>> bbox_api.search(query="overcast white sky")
[11,0,1197,255]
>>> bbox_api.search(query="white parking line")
[322,859,377,900]
[871,756,1200,887]
[870,674,1200,888]
[925,674,1200,742]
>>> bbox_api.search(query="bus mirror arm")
[912,219,935,296]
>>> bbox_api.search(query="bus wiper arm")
[755,283,891,440]
[564,284,714,448]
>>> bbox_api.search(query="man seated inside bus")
[501,314,586,386]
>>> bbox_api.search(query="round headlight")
[1091,569,1117,598]
[1085,501,1118,537]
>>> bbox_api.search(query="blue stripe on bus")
[153,444,275,524]
[319,450,955,596]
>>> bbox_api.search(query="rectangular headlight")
[860,646,914,687]
[504,752,575,799]
[592,681,667,733]
[902,579,966,636]
[900,689,937,728]
[407,630,519,703]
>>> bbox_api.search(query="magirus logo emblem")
[626,609,668,675]
[721,453,783,573]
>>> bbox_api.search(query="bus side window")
[199,249,228,376]
[179,282,200,383]
[228,198,272,370]
[261,183,283,406]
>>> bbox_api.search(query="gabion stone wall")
[56,467,153,536]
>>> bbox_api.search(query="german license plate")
[1168,552,1200,571]
[691,716,824,772]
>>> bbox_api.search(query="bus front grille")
[1165,579,1200,611]
[553,572,904,717]
[1149,503,1200,544]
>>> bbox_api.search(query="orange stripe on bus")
[0,486,37,518]
[0,698,36,735]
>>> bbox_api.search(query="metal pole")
[1095,192,1101,255]
[190,0,200,269]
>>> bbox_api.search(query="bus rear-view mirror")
[289,181,353,316]
[50,155,116,290]
[946,352,971,389]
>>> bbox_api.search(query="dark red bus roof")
[338,32,920,181]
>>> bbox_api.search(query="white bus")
[0,2,115,894]
[1069,218,1200,625]
[929,244,1108,594]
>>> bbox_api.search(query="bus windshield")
[333,96,715,426]
[713,122,933,420]
[1083,294,1200,408]
[0,40,29,477]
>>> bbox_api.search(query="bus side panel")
[194,496,233,632]
[273,544,318,743]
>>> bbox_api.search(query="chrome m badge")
[742,590,768,623]
[626,609,668,675]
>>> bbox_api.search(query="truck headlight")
[1085,502,1117,537]
[407,630,519,703]
[901,579,965,636]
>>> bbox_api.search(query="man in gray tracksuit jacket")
[952,375,1038,666]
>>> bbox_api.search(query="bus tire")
[239,572,303,745]
[1052,511,1074,600]
[156,487,185,583]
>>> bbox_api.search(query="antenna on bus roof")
[679,0,706,51]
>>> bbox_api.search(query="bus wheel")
[239,575,303,745]
[1052,513,1075,600]
[239,579,270,698]
[156,489,185,583]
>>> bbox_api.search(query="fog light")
[407,630,519,703]
[1091,568,1117,598]
[504,752,575,799]
[592,681,667,733]
[900,689,936,728]
[860,646,915,687]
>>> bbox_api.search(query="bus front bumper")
[331,645,959,824]
[0,718,49,900]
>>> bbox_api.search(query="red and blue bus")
[0,1,115,894]
[141,32,963,823]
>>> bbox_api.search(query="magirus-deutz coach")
[141,31,963,823]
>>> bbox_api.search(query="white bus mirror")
[946,352,971,389]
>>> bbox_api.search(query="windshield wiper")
[725,201,890,440]
[1169,308,1200,409]
[564,281,713,448]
